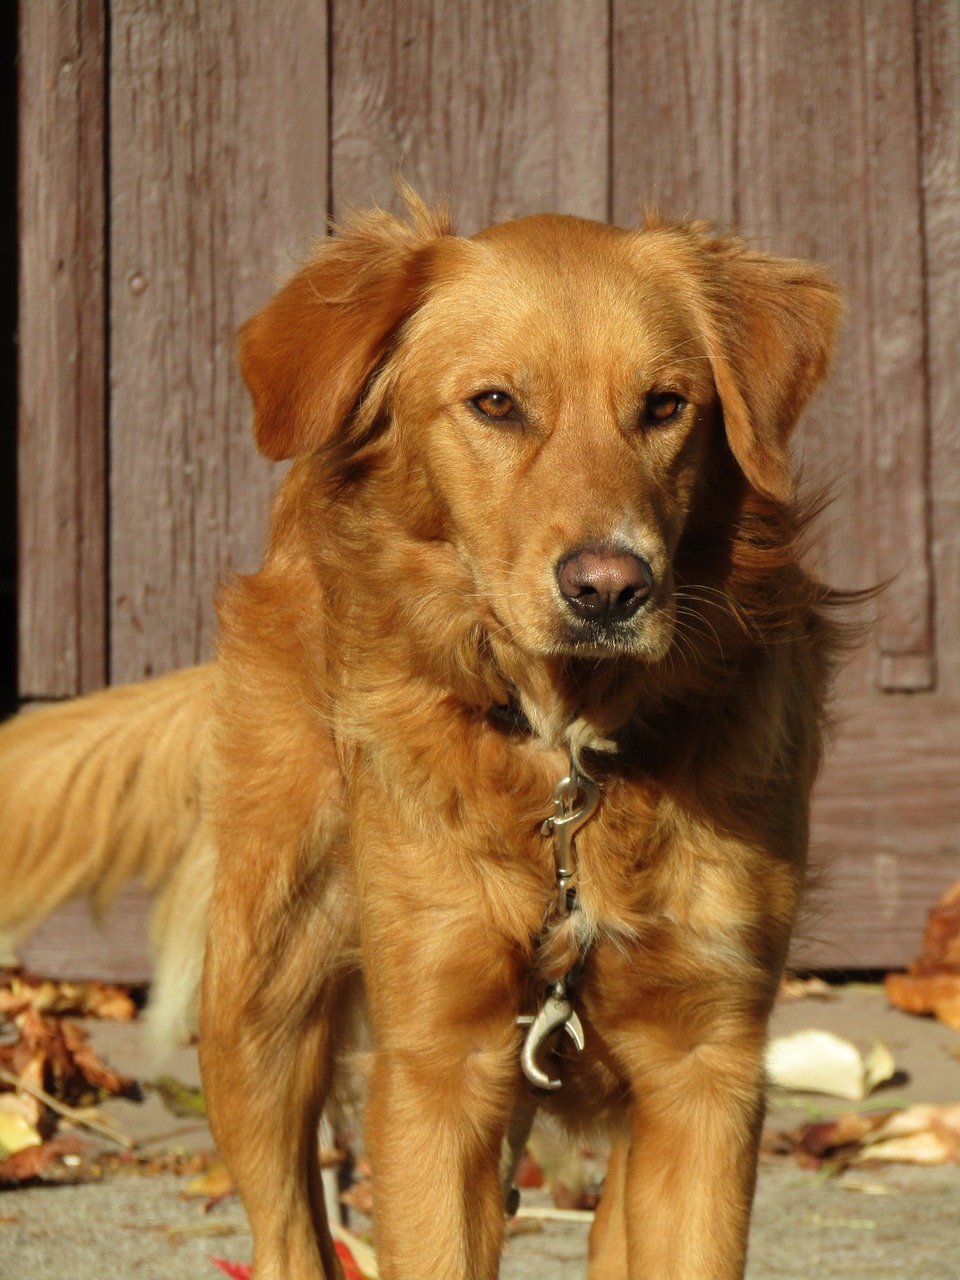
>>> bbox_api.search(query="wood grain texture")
[730,1,879,700]
[613,2,875,696]
[919,0,960,699]
[18,1,106,698]
[15,886,154,983]
[612,0,740,225]
[798,698,960,970]
[863,1,934,691]
[108,1,329,682]
[330,0,610,231]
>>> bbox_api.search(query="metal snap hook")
[516,980,585,1091]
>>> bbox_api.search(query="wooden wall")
[17,0,960,974]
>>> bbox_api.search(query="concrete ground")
[2,985,959,1279]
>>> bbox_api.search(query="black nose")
[556,547,654,623]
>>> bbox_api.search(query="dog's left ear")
[698,240,842,503]
[239,200,451,460]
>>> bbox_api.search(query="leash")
[501,754,600,1212]
[518,760,599,1090]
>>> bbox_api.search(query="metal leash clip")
[516,975,585,1092]
[517,762,600,1091]
[541,766,600,915]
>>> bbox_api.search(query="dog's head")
[239,196,840,666]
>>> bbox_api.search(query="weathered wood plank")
[732,1,880,702]
[18,0,106,697]
[798,697,960,970]
[612,1,876,695]
[918,0,960,700]
[14,886,154,984]
[108,2,329,683]
[331,0,610,231]
[611,0,739,226]
[863,1,934,691]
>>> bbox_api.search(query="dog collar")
[487,700,534,735]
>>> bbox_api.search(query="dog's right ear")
[239,202,451,460]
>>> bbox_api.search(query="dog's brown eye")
[471,391,516,420]
[644,392,686,425]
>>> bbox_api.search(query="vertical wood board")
[611,0,740,226]
[801,698,960,968]
[109,1,329,683]
[919,0,960,699]
[331,0,610,230]
[732,1,880,700]
[863,1,934,691]
[18,0,106,698]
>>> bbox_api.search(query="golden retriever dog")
[0,193,845,1279]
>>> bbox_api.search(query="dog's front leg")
[360,871,521,1279]
[200,856,354,1280]
[609,1015,768,1280]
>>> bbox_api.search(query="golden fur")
[1,194,844,1279]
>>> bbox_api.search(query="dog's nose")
[556,547,653,623]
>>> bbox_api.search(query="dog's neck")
[484,636,657,759]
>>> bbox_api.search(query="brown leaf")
[886,879,960,1029]
[0,1135,89,1185]
[0,972,137,1020]
[179,1158,234,1202]
[885,971,960,1029]
[793,1112,883,1159]
[61,1020,140,1100]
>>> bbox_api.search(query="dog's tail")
[0,664,216,1049]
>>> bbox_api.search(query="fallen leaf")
[854,1103,960,1165]
[0,1087,44,1133]
[778,976,836,1002]
[147,1074,206,1118]
[209,1260,251,1280]
[0,1134,89,1184]
[0,972,137,1021]
[885,971,960,1029]
[765,1030,897,1101]
[777,1102,960,1170]
[61,1020,141,1100]
[209,1233,374,1280]
[885,880,960,1028]
[0,1110,42,1157]
[0,1009,139,1111]
[181,1159,234,1203]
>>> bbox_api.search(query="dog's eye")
[644,392,686,425]
[471,390,517,421]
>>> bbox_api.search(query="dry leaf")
[0,1134,89,1184]
[780,1103,960,1170]
[0,1110,42,1157]
[778,976,835,1002]
[765,1030,896,1101]
[147,1074,206,1118]
[180,1158,234,1202]
[885,880,960,1028]
[0,972,137,1020]
[885,971,960,1029]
